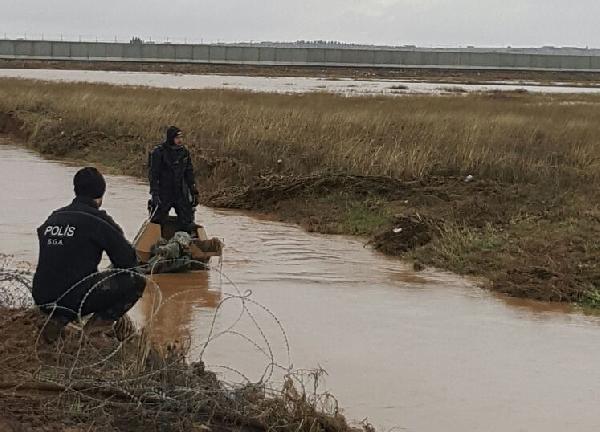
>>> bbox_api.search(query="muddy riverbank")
[2,77,600,305]
[0,307,351,432]
[5,137,600,432]
[4,141,600,431]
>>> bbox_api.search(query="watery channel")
[2,68,600,95]
[1,140,600,431]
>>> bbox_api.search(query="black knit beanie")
[74,167,106,199]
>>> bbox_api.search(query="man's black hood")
[165,126,182,146]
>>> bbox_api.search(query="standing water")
[2,69,600,95]
[1,138,600,432]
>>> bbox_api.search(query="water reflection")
[132,272,221,345]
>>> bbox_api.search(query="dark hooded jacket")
[148,127,197,201]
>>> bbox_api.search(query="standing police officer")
[32,167,146,342]
[148,126,199,233]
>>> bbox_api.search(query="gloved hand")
[191,191,200,207]
[148,193,160,217]
[147,199,154,216]
[151,192,161,206]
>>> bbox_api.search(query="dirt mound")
[0,308,138,431]
[369,215,436,256]
[0,308,49,374]
[207,174,410,209]
[0,112,25,137]
[0,308,134,378]
[501,267,582,303]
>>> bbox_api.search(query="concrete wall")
[2,39,600,72]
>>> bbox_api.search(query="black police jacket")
[32,196,138,306]
[148,142,196,200]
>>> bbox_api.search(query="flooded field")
[2,68,600,95]
[2,139,600,431]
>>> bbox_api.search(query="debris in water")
[464,175,474,183]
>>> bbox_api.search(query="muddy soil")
[0,308,353,432]
[0,308,134,431]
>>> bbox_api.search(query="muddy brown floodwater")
[2,139,600,431]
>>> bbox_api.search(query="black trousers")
[39,270,146,323]
[150,197,195,232]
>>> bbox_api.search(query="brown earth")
[0,308,356,432]
[0,308,211,432]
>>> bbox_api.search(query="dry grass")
[2,78,600,303]
[2,79,600,189]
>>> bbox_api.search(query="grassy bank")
[1,78,600,304]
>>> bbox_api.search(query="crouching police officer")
[32,167,146,342]
[148,126,199,233]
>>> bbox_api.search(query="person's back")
[32,195,137,307]
[32,167,145,342]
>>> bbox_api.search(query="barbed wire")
[0,32,226,45]
[0,252,358,431]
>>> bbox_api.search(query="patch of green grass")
[580,289,600,309]
[339,201,392,236]
[315,193,393,235]
[412,222,509,275]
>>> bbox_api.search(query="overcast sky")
[3,0,599,47]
